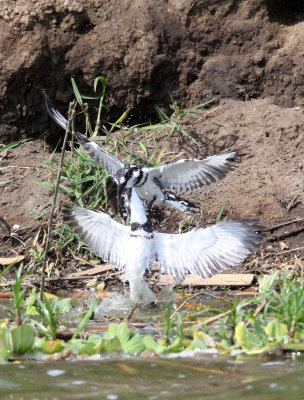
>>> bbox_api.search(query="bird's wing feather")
[42,90,124,177]
[63,206,130,270]
[152,221,261,281]
[147,153,236,194]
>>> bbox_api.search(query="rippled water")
[1,356,304,400]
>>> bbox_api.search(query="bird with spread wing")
[63,188,262,304]
[43,90,236,215]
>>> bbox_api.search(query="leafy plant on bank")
[2,270,304,362]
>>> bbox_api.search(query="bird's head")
[116,166,142,208]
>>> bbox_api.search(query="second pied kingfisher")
[43,90,235,214]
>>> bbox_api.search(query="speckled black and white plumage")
[43,90,235,213]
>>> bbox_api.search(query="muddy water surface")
[1,357,304,400]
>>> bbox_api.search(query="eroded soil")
[0,0,304,293]
[1,96,304,293]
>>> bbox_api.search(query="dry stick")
[126,304,138,322]
[289,317,296,339]
[71,103,76,156]
[188,299,254,331]
[170,288,234,320]
[170,288,207,319]
[267,226,304,242]
[263,218,304,232]
[0,216,11,235]
[265,246,304,257]
[245,298,266,327]
[40,102,74,299]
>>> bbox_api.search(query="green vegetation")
[38,77,216,210]
[33,78,214,267]
[2,77,301,365]
[1,268,304,362]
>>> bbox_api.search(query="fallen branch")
[189,299,253,330]
[263,218,304,233]
[267,227,304,242]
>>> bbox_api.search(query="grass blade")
[0,138,32,152]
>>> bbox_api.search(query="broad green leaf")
[104,322,130,345]
[10,326,35,355]
[234,321,246,347]
[66,339,87,354]
[122,333,145,354]
[142,335,158,351]
[253,320,268,344]
[166,337,184,353]
[55,298,73,314]
[0,346,10,363]
[186,338,208,351]
[258,271,279,293]
[78,342,98,355]
[99,337,121,353]
[265,320,288,340]
[41,339,64,354]
[142,335,166,355]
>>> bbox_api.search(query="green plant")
[216,195,228,223]
[151,98,216,145]
[263,277,304,334]
[29,293,72,340]
[12,264,27,326]
[162,302,184,352]
[0,138,32,152]
[72,297,98,339]
[0,321,35,361]
[71,76,109,137]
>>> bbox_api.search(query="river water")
[1,355,303,400]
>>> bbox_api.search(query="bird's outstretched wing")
[147,152,236,194]
[64,206,262,283]
[42,90,124,177]
[62,206,130,270]
[152,221,262,281]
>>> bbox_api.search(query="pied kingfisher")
[63,188,262,304]
[43,90,236,214]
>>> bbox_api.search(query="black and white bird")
[43,90,236,214]
[63,188,262,304]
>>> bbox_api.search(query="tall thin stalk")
[40,102,74,299]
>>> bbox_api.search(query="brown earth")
[1,0,304,142]
[1,0,304,287]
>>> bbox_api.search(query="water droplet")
[269,383,278,389]
[47,369,65,377]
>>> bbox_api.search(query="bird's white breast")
[125,234,154,281]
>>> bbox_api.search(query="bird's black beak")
[117,180,128,209]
